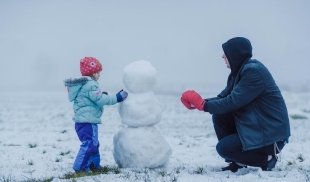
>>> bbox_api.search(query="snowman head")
[123,60,157,93]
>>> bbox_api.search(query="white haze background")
[1,0,310,94]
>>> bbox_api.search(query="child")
[64,57,128,172]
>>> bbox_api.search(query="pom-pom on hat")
[80,57,103,76]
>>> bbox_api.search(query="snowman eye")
[90,62,96,67]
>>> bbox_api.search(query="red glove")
[181,96,195,110]
[181,90,205,111]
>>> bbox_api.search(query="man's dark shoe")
[222,162,246,172]
[261,155,277,171]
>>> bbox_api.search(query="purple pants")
[73,123,100,172]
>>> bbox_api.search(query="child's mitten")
[116,90,128,102]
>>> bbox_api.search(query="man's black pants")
[212,114,285,167]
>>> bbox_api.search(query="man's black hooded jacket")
[204,37,290,151]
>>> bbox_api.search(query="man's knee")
[216,134,241,159]
[216,140,228,158]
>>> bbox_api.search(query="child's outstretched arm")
[88,85,127,107]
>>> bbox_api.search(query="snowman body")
[113,60,171,168]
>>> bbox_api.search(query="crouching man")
[181,37,290,172]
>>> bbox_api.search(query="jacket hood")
[222,37,252,76]
[64,77,89,101]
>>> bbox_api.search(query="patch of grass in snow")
[3,144,21,147]
[0,175,13,182]
[297,154,305,162]
[55,157,62,162]
[175,166,185,174]
[126,168,179,182]
[158,170,168,177]
[302,169,310,182]
[1,174,53,182]
[60,129,67,133]
[61,165,121,179]
[290,114,308,120]
[28,143,37,148]
[27,160,34,166]
[302,109,310,113]
[60,150,71,156]
[287,161,295,166]
[193,166,205,174]
[157,170,178,182]
[23,177,53,182]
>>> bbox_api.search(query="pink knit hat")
[80,57,103,76]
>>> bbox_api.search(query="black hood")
[222,37,252,76]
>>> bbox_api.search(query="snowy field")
[0,91,310,182]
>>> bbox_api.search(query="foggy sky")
[1,0,310,93]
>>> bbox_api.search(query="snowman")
[113,60,172,168]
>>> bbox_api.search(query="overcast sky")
[1,0,309,93]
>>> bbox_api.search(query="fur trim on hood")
[64,77,89,102]
[64,77,88,87]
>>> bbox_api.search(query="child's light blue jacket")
[64,77,118,124]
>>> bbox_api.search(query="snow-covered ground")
[0,91,309,182]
